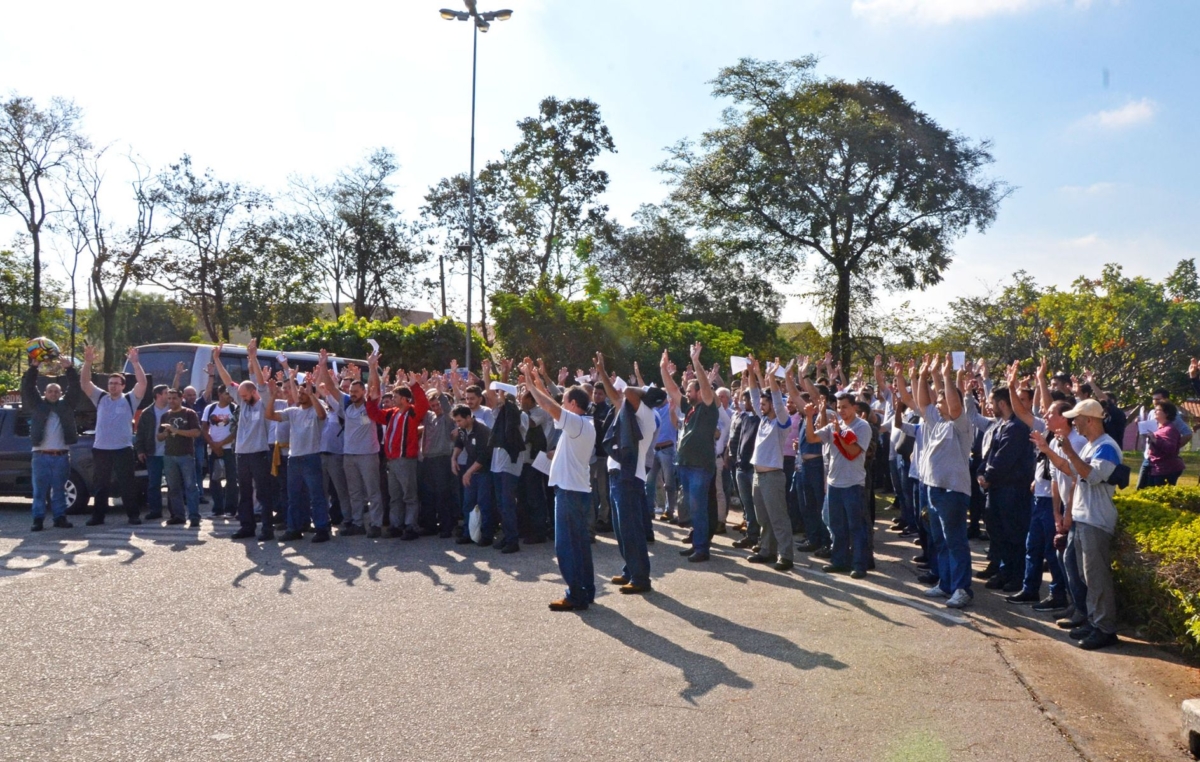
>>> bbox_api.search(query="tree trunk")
[30,226,42,333]
[831,264,852,370]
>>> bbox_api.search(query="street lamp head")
[476,19,490,32]
[494,9,513,20]
[440,9,469,20]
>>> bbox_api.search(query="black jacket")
[981,416,1034,487]
[135,403,169,458]
[730,409,760,471]
[21,366,82,447]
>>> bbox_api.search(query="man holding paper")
[521,359,597,611]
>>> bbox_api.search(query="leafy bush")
[266,312,487,372]
[1113,489,1200,653]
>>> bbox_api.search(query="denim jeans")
[193,438,206,496]
[492,470,520,548]
[645,445,677,516]
[783,456,802,532]
[164,454,201,521]
[798,459,830,548]
[927,487,972,595]
[827,484,868,572]
[1063,524,1089,618]
[676,465,713,553]
[1023,495,1065,599]
[462,470,495,541]
[209,449,238,515]
[31,451,70,520]
[590,460,611,526]
[288,454,330,531]
[735,469,758,541]
[555,488,596,606]
[145,455,165,514]
[889,454,913,529]
[988,484,1032,584]
[612,474,651,586]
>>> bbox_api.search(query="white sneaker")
[923,585,948,598]
[945,589,972,608]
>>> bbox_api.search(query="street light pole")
[440,2,513,375]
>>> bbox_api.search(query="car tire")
[65,470,90,515]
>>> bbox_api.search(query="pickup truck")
[0,405,146,514]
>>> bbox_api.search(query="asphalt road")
[0,495,1188,762]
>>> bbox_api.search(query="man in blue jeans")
[22,354,82,531]
[521,359,597,611]
[976,387,1034,593]
[452,404,496,546]
[661,342,720,563]
[646,399,678,521]
[159,389,203,528]
[894,355,974,609]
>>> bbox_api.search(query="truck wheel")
[65,471,91,515]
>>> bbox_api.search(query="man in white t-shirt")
[202,386,238,517]
[80,345,147,525]
[594,353,661,595]
[521,359,596,611]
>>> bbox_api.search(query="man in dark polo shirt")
[661,342,719,563]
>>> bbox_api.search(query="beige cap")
[1063,398,1106,419]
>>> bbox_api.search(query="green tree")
[419,171,501,328]
[488,97,616,296]
[225,225,319,341]
[86,290,197,350]
[662,57,1007,367]
[0,95,88,331]
[269,313,486,372]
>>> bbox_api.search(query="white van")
[123,343,367,391]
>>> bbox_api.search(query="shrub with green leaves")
[267,313,488,373]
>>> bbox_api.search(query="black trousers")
[420,455,457,532]
[236,450,274,531]
[91,447,139,520]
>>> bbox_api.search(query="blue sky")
[2,0,1197,327]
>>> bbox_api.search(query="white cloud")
[850,0,1095,24]
[1078,98,1158,130]
[1064,233,1101,247]
[1059,182,1116,195]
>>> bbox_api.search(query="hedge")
[1113,486,1200,653]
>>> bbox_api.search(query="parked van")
[123,343,367,392]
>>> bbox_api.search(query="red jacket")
[366,384,430,460]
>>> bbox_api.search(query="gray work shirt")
[282,406,322,458]
[919,404,973,497]
[234,385,270,454]
[340,394,379,456]
[89,389,142,451]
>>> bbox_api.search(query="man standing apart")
[662,343,719,563]
[81,345,147,526]
[521,358,597,611]
[159,389,203,528]
[213,341,275,541]
[23,354,81,531]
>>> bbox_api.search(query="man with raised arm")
[80,345,147,526]
[266,368,332,543]
[596,352,661,595]
[23,353,82,531]
[521,358,597,611]
[662,343,719,563]
[366,356,430,540]
[332,357,382,537]
[743,356,796,571]
[213,340,276,541]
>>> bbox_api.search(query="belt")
[655,442,675,451]
[802,454,824,461]
[36,450,69,456]
[754,466,783,474]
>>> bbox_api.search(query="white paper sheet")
[730,355,749,375]
[613,376,628,392]
[532,451,553,475]
[575,375,592,385]
[489,381,519,397]
[952,351,966,371]
[1137,419,1158,435]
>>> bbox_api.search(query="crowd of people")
[22,341,1196,651]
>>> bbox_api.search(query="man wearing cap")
[1036,398,1122,650]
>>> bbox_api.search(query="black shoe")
[311,529,331,543]
[454,536,474,545]
[682,531,693,544]
[188,519,200,529]
[899,528,918,537]
[686,552,710,563]
[439,530,454,539]
[677,520,693,529]
[256,529,275,541]
[127,517,142,525]
[593,521,613,533]
[280,530,304,541]
[713,523,727,535]
[774,559,794,571]
[746,554,774,564]
[1069,624,1095,640]
[1002,580,1022,593]
[329,511,344,525]
[31,517,44,532]
[1032,597,1069,612]
[143,511,163,520]
[679,548,695,556]
[733,537,756,549]
[478,537,493,547]
[984,575,1006,590]
[1078,629,1119,650]
[917,572,940,584]
[912,555,929,565]
[402,528,420,541]
[813,546,832,559]
[500,543,519,554]
[1006,590,1041,604]
[646,536,655,544]
[795,541,820,553]
[366,526,382,539]
[272,520,286,529]
[822,564,851,574]
[385,526,404,539]
[341,524,366,537]
[974,562,999,580]
[231,528,255,540]
[86,516,105,526]
[524,535,547,544]
[849,569,866,579]
[166,517,186,525]
[915,560,931,570]
[52,517,73,529]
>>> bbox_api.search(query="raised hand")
[127,347,139,364]
[175,361,186,375]
[1190,358,1199,379]
[246,338,257,357]
[1038,355,1048,377]
[690,342,703,363]
[557,367,570,386]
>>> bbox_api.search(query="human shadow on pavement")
[579,604,755,704]
[644,592,848,673]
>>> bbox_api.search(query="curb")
[1185,699,1200,759]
